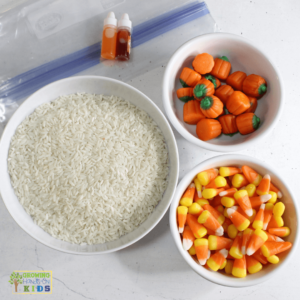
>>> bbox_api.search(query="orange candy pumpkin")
[218,114,238,135]
[193,78,215,100]
[176,88,194,102]
[226,91,251,115]
[192,53,215,75]
[242,74,267,97]
[180,67,202,87]
[196,119,222,141]
[210,56,231,80]
[236,113,260,135]
[183,100,206,124]
[199,96,224,119]
[215,85,234,105]
[226,71,247,91]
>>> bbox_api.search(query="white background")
[1,0,300,299]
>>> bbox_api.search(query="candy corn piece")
[205,176,227,189]
[267,215,284,229]
[194,238,210,265]
[246,228,268,256]
[256,174,271,196]
[273,202,285,217]
[182,226,195,250]
[270,182,283,198]
[263,203,274,230]
[246,255,263,274]
[241,228,253,255]
[203,204,225,225]
[197,168,219,186]
[252,249,268,264]
[177,206,188,233]
[249,194,271,208]
[179,183,195,207]
[208,235,233,250]
[221,197,236,208]
[225,260,234,274]
[202,188,224,199]
[188,245,196,256]
[265,232,284,242]
[228,224,238,239]
[232,255,247,278]
[267,255,279,264]
[244,184,257,197]
[219,187,237,197]
[198,210,224,236]
[232,174,249,188]
[252,204,265,230]
[188,203,203,217]
[186,214,207,238]
[268,191,277,204]
[207,249,228,271]
[229,233,243,259]
[242,165,262,186]
[219,167,242,177]
[227,207,250,231]
[268,227,290,238]
[195,199,209,207]
[234,190,253,217]
[194,177,202,198]
[261,241,292,257]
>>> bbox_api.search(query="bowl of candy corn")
[162,33,284,152]
[169,154,299,287]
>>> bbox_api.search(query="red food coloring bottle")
[116,13,132,61]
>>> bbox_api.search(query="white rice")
[8,93,169,245]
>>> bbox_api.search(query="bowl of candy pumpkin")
[169,154,299,287]
[162,33,284,152]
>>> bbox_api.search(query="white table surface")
[1,0,300,299]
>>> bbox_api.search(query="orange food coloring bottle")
[101,12,117,60]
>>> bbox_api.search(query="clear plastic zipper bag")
[0,0,217,132]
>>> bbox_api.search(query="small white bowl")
[163,33,284,152]
[169,154,299,287]
[0,76,179,254]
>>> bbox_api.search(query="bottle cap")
[104,12,117,26]
[117,13,132,29]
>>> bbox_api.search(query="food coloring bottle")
[101,12,117,60]
[116,13,132,61]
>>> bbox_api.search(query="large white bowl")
[0,76,179,254]
[163,33,284,152]
[169,154,299,287]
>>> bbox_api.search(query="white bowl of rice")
[0,76,179,254]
